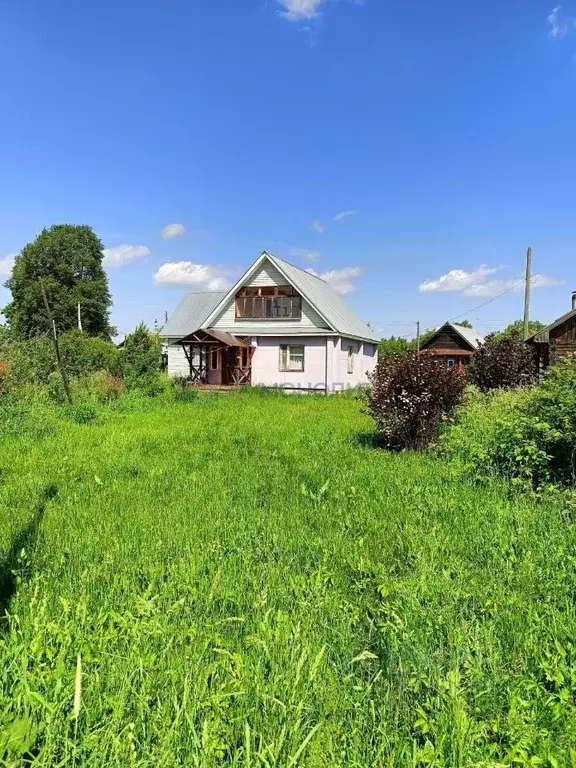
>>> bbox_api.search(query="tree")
[120,323,161,393]
[499,319,546,340]
[2,225,113,338]
[469,332,537,392]
[366,351,467,451]
[379,336,412,358]
[455,320,473,329]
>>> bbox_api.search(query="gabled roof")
[203,251,379,343]
[160,291,227,338]
[528,308,576,343]
[423,322,485,351]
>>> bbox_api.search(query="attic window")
[235,286,302,320]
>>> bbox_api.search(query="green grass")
[1,391,575,766]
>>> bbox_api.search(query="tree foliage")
[120,323,161,393]
[468,333,537,392]
[498,319,546,340]
[366,350,467,451]
[3,225,113,338]
[378,336,412,358]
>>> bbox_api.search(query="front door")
[222,346,252,385]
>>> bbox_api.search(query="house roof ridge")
[264,251,328,284]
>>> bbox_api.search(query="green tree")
[379,336,412,358]
[499,319,546,339]
[3,225,113,338]
[120,323,161,394]
[454,320,473,329]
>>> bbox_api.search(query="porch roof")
[177,328,252,348]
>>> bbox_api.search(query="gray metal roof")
[264,253,379,342]
[160,253,379,344]
[446,322,485,350]
[160,292,227,338]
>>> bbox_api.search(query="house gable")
[205,253,333,335]
[422,323,483,354]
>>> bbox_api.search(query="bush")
[469,332,537,392]
[119,323,162,394]
[59,330,120,378]
[440,358,576,489]
[366,351,467,450]
[0,330,120,393]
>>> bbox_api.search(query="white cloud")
[161,223,186,240]
[419,265,502,294]
[154,261,232,290]
[311,219,324,234]
[333,209,357,222]
[278,0,323,20]
[419,265,564,298]
[0,254,16,277]
[548,5,569,37]
[102,245,150,268]
[306,266,363,295]
[278,0,360,21]
[290,248,321,262]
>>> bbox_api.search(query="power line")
[422,276,528,334]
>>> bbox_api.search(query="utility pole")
[40,279,73,405]
[416,321,421,352]
[523,246,532,341]
[164,310,168,324]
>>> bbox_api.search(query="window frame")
[235,286,302,320]
[210,348,219,371]
[347,345,355,374]
[279,344,305,372]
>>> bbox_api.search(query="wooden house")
[527,293,576,370]
[420,322,484,369]
[159,251,379,392]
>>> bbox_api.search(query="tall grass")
[0,391,575,766]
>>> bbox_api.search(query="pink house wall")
[250,336,377,391]
[251,336,328,391]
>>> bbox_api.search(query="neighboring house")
[159,251,379,391]
[420,322,484,369]
[526,292,576,370]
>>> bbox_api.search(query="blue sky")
[0,0,575,339]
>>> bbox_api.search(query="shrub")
[469,332,537,392]
[0,330,120,393]
[366,351,467,450]
[83,370,126,402]
[59,330,120,378]
[119,323,162,394]
[440,358,576,489]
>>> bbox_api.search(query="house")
[420,322,484,369]
[526,292,576,370]
[159,251,379,391]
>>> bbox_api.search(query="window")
[347,345,354,374]
[241,347,249,368]
[446,357,457,368]
[279,344,305,372]
[235,286,302,320]
[210,349,219,370]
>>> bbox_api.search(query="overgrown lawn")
[1,392,575,766]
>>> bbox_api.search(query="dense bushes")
[441,358,576,489]
[366,351,467,450]
[0,321,164,400]
[469,332,537,391]
[119,323,162,394]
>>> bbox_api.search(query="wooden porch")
[177,329,253,386]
